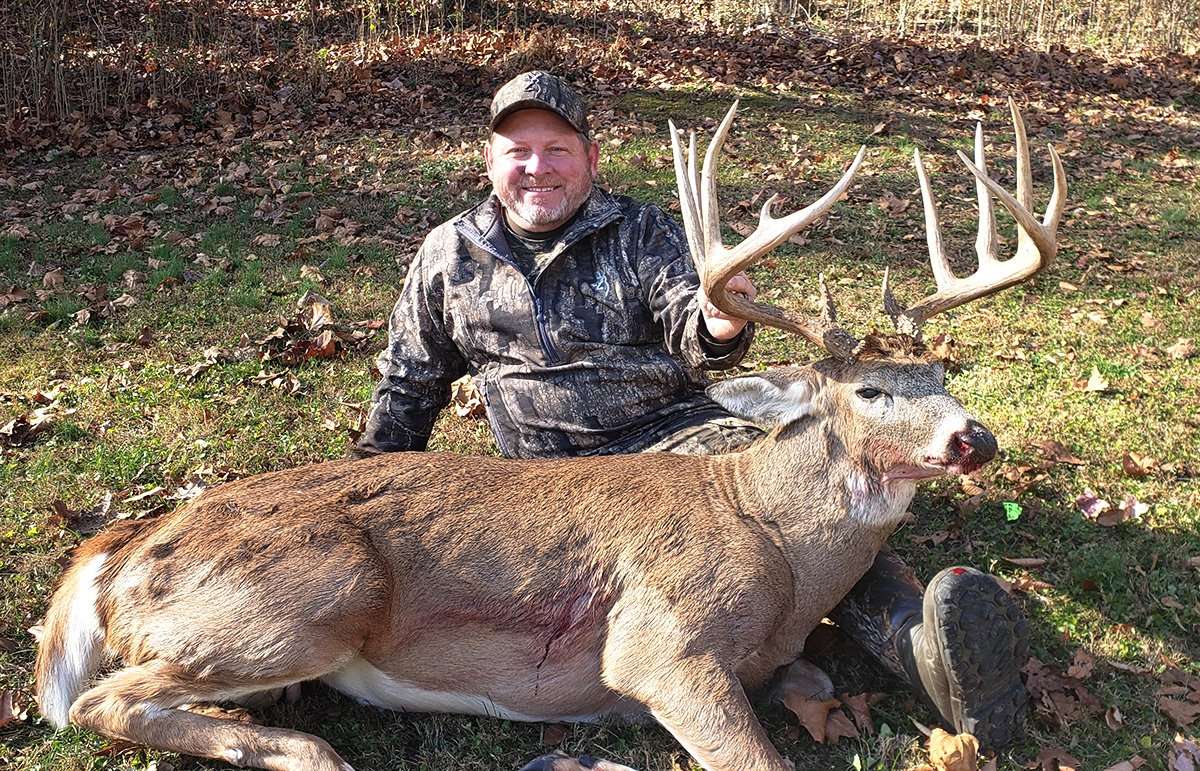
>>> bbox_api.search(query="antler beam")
[670,101,867,360]
[884,98,1067,336]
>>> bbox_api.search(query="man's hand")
[699,272,757,341]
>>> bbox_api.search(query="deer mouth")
[881,460,952,483]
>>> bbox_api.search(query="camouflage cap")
[489,70,589,137]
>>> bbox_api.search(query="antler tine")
[913,147,956,289]
[668,101,867,360]
[973,121,999,266]
[669,119,705,282]
[894,101,1067,333]
[700,101,740,264]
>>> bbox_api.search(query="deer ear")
[707,375,817,427]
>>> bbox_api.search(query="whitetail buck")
[35,99,1064,771]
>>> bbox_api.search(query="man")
[356,70,1029,749]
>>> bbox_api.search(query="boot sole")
[926,567,1030,749]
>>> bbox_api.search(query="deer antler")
[884,98,1067,337]
[669,101,867,361]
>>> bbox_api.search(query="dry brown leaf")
[1004,557,1047,568]
[1165,338,1197,360]
[1171,737,1200,771]
[42,267,65,290]
[0,689,15,728]
[450,375,485,418]
[252,233,282,247]
[824,708,859,743]
[1101,756,1145,771]
[838,692,879,736]
[1084,366,1110,392]
[927,728,978,771]
[1159,695,1200,727]
[1066,649,1096,680]
[1033,439,1085,465]
[1034,745,1082,771]
[781,694,838,743]
[1104,705,1124,730]
[1009,574,1055,593]
[541,722,568,746]
[1121,452,1158,478]
[300,264,326,285]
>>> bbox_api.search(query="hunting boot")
[828,550,1030,749]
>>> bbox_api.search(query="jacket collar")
[454,187,625,262]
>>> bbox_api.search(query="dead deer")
[35,100,1064,771]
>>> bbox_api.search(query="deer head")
[670,100,1064,502]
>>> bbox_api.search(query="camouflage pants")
[638,415,766,456]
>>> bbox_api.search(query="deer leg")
[609,656,792,771]
[519,752,639,770]
[68,662,352,771]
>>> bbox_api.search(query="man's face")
[485,109,599,232]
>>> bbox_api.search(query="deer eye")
[856,387,883,400]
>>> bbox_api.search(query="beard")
[495,174,594,230]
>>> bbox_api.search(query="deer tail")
[34,550,110,728]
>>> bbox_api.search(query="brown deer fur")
[35,348,995,771]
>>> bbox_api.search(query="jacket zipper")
[460,228,562,365]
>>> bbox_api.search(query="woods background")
[2,0,1198,134]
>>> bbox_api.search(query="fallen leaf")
[871,120,889,136]
[1033,439,1085,465]
[839,692,879,736]
[876,189,910,216]
[0,690,14,728]
[1117,494,1149,521]
[1170,737,1200,771]
[1121,452,1158,478]
[1077,489,1126,526]
[42,267,65,290]
[541,722,568,746]
[450,375,485,418]
[1023,657,1103,728]
[1034,745,1082,771]
[252,233,282,247]
[1084,366,1110,392]
[1101,756,1145,771]
[300,264,326,285]
[823,708,859,743]
[1103,705,1124,730]
[782,694,839,742]
[1004,557,1047,568]
[1066,649,1096,680]
[1165,338,1196,360]
[1159,696,1200,726]
[927,728,978,771]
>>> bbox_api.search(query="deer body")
[44,405,908,702]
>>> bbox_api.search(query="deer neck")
[731,418,916,548]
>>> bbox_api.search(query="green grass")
[1,70,1199,771]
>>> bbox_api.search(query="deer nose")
[951,420,997,467]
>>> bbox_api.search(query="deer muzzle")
[949,420,997,474]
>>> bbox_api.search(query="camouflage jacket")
[359,188,754,459]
